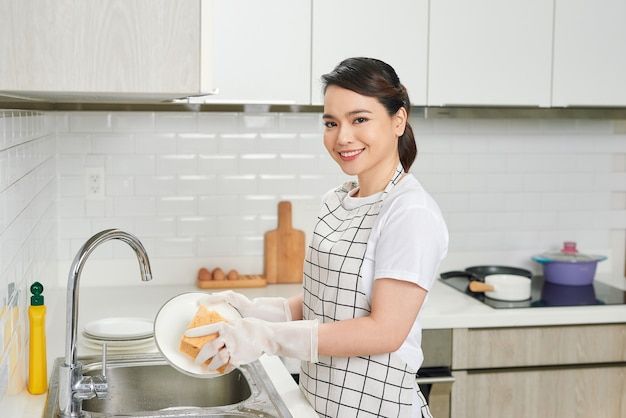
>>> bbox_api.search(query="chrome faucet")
[58,229,152,417]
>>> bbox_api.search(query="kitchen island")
[4,278,625,418]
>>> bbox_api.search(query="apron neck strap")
[380,162,405,199]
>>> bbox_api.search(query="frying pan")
[440,266,532,302]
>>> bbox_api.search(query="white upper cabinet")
[201,0,311,104]
[552,0,626,107]
[428,0,553,107]
[310,0,429,106]
[0,0,212,102]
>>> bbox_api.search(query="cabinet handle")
[415,375,456,385]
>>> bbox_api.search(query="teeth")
[339,149,363,157]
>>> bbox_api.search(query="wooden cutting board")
[264,201,305,283]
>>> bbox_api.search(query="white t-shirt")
[340,173,449,370]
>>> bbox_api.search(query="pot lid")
[532,241,607,263]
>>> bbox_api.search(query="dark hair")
[321,57,417,172]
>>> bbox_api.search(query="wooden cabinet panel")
[311,0,428,106]
[451,366,626,418]
[428,0,553,107]
[0,0,209,100]
[453,324,626,369]
[552,0,626,106]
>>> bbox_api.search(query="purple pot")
[542,261,598,286]
[532,241,607,287]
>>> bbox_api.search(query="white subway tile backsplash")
[198,236,237,256]
[135,217,176,237]
[105,176,134,196]
[48,110,626,285]
[58,218,91,238]
[176,133,217,154]
[216,215,258,236]
[134,176,176,196]
[69,112,111,132]
[218,133,257,153]
[56,197,85,218]
[258,175,298,194]
[239,153,279,174]
[91,134,134,154]
[156,155,197,175]
[59,176,84,197]
[278,113,322,133]
[198,195,239,216]
[157,196,196,215]
[297,133,324,154]
[85,199,114,217]
[135,133,177,154]
[239,195,278,215]
[154,237,195,257]
[114,196,156,216]
[238,236,263,256]
[91,217,135,234]
[198,154,238,174]
[216,175,257,194]
[177,175,217,195]
[242,114,277,131]
[155,113,197,132]
[177,217,217,237]
[56,133,91,154]
[111,112,155,132]
[198,113,240,133]
[107,155,155,175]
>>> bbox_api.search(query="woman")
[186,57,449,418]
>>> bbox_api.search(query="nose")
[337,123,353,145]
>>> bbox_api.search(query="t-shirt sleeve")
[373,206,448,291]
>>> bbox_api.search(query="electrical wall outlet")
[85,167,105,200]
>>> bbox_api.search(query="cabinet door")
[452,366,626,418]
[202,0,311,104]
[552,0,626,106]
[311,0,428,106]
[428,0,553,107]
[0,0,209,101]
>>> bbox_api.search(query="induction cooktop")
[440,275,626,309]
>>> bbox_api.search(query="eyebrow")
[322,109,372,119]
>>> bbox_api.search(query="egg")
[197,267,212,281]
[226,269,239,280]
[212,267,225,281]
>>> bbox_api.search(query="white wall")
[53,111,626,288]
[0,110,56,401]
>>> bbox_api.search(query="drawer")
[452,323,626,369]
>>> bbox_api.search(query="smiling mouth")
[338,149,364,160]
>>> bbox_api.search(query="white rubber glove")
[198,290,291,322]
[184,317,318,370]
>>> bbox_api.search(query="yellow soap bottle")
[28,281,47,394]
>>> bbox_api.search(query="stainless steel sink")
[43,353,293,418]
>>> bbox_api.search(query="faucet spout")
[59,229,152,417]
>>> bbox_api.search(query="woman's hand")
[198,290,292,322]
[185,317,319,369]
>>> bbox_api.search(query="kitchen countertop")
[5,277,625,418]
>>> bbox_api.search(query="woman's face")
[322,85,406,179]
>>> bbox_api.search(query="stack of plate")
[81,317,157,354]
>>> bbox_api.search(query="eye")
[323,120,337,128]
[354,117,368,124]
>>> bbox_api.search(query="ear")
[393,107,408,138]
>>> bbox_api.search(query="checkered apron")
[300,163,432,418]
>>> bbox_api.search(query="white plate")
[154,292,241,378]
[84,317,154,340]
[81,339,156,352]
[81,334,154,348]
